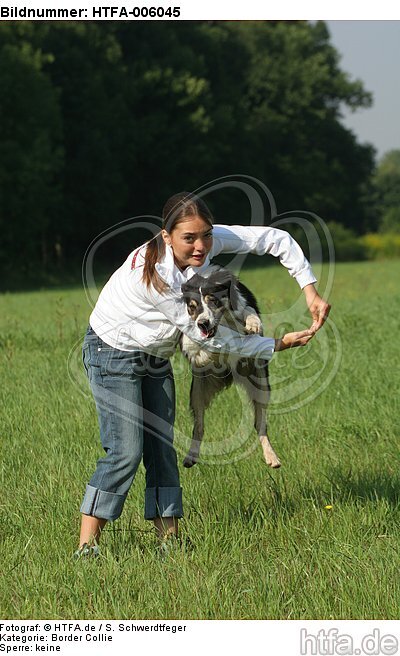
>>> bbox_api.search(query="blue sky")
[326,21,400,161]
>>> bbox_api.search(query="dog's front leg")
[183,374,205,468]
[243,307,263,335]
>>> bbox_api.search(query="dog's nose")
[198,320,211,332]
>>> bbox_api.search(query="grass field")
[0,260,399,620]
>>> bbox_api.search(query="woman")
[75,192,330,557]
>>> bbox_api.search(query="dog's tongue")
[200,327,215,338]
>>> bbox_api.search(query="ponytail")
[142,232,167,294]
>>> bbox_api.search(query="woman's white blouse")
[89,224,317,361]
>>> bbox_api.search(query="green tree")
[0,24,63,275]
[374,150,400,233]
[224,21,374,230]
[0,21,377,281]
[38,23,131,258]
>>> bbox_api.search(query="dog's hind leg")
[255,404,281,469]
[183,374,207,468]
[239,363,281,469]
[183,370,230,467]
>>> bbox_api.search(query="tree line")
[0,21,395,281]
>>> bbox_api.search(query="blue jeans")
[80,326,183,521]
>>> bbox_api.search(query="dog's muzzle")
[197,320,216,339]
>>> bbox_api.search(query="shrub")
[325,222,367,261]
[300,221,367,262]
[360,233,400,259]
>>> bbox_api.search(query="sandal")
[73,542,100,560]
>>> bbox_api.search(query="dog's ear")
[181,281,194,303]
[181,275,202,300]
[213,271,239,311]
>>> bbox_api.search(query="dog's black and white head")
[181,269,239,338]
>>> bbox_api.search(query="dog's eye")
[188,301,198,310]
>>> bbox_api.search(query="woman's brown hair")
[142,192,213,293]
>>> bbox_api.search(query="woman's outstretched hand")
[274,283,331,352]
[274,329,314,352]
[303,284,331,333]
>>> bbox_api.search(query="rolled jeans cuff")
[80,484,126,521]
[144,486,183,520]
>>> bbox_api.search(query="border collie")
[180,267,281,469]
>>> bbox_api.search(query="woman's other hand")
[274,329,314,352]
[303,284,331,333]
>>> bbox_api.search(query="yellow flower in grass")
[325,505,333,510]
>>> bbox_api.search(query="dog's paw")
[260,436,281,468]
[183,454,198,468]
[245,315,263,335]
[264,453,281,469]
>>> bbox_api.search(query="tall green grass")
[0,260,399,619]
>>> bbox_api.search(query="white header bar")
[0,0,399,21]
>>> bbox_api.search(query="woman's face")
[162,216,213,270]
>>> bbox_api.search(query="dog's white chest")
[181,335,217,368]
